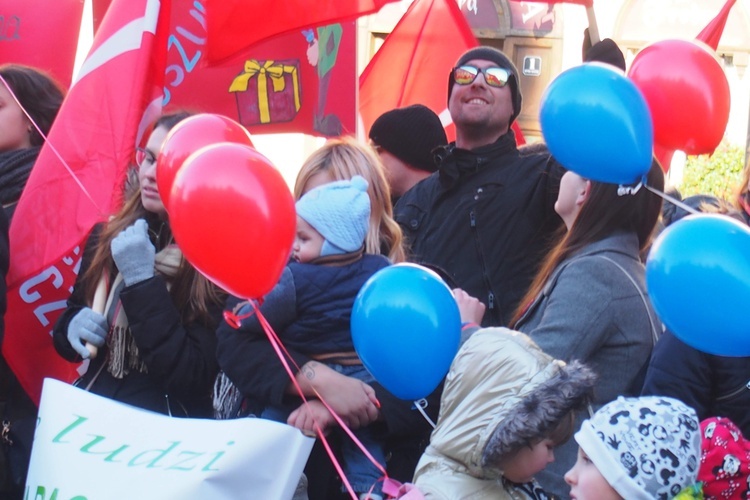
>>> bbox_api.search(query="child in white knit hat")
[216,175,391,500]
[565,395,702,500]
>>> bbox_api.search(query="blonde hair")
[293,136,406,263]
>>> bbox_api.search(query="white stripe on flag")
[74,0,161,84]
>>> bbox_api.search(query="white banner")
[26,379,314,499]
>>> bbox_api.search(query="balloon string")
[222,297,264,329]
[248,301,389,497]
[643,183,701,216]
[414,399,436,429]
[0,75,104,217]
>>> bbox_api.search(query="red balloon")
[157,114,253,208]
[169,143,295,299]
[628,39,730,155]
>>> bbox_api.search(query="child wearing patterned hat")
[215,175,391,499]
[565,395,702,500]
[698,417,750,500]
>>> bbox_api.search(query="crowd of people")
[0,32,748,500]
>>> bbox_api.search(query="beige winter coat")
[413,328,591,499]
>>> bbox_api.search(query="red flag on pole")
[0,0,84,88]
[697,0,737,51]
[359,0,525,144]
[204,0,397,65]
[2,0,170,404]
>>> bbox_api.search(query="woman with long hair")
[293,136,406,263]
[53,112,225,418]
[0,64,64,499]
[509,161,665,498]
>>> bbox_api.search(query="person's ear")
[576,180,592,207]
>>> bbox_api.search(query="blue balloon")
[646,214,750,356]
[351,263,461,400]
[540,63,654,185]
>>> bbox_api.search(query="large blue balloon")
[646,214,750,356]
[540,63,654,185]
[351,263,461,400]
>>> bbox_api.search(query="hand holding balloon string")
[293,361,380,430]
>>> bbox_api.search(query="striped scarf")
[104,245,182,379]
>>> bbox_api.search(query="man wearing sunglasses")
[394,46,564,327]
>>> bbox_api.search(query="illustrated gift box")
[229,59,302,126]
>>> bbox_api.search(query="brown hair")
[547,411,576,446]
[293,136,406,262]
[0,64,64,147]
[733,157,750,213]
[82,111,223,326]
[511,160,664,326]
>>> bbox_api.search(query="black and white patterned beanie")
[575,396,700,500]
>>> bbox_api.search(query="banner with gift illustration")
[26,379,314,499]
[229,59,302,126]
[164,1,355,136]
[94,0,356,137]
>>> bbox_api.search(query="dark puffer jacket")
[52,222,222,418]
[394,132,563,326]
[641,329,750,437]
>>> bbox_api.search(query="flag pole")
[586,5,600,45]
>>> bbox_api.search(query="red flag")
[204,0,397,65]
[2,0,170,404]
[0,0,84,88]
[359,0,476,141]
[359,0,525,144]
[697,0,737,50]
[507,0,593,6]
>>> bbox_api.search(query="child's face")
[564,448,622,500]
[293,216,324,263]
[501,438,555,484]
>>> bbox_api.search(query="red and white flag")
[359,0,525,144]
[2,0,171,404]
[204,0,398,65]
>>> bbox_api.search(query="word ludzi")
[52,414,233,472]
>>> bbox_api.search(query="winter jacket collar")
[436,131,517,190]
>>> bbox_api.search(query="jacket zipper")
[716,378,750,402]
[469,208,497,318]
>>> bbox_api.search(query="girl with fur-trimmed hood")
[412,327,595,499]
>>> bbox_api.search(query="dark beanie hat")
[585,38,627,72]
[447,46,522,125]
[368,104,448,173]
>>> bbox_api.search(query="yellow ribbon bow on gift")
[229,60,301,124]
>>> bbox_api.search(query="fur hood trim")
[482,360,596,466]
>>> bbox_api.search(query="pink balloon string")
[247,300,389,498]
[222,297,264,329]
[0,74,103,217]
